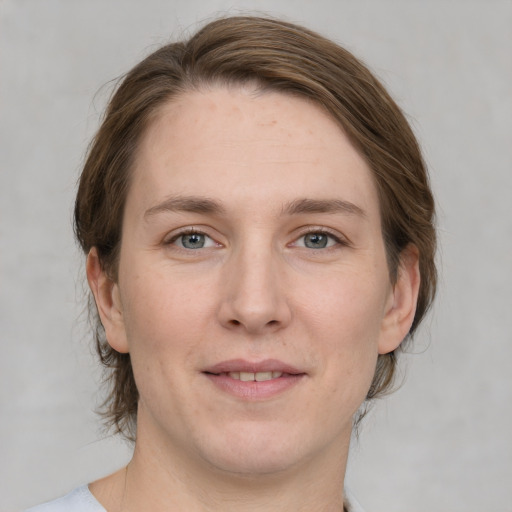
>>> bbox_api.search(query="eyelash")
[164,228,217,248]
[164,227,349,250]
[291,228,348,249]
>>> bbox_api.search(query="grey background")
[1,0,511,510]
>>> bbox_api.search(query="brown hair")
[75,15,436,439]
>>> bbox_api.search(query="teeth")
[255,371,272,382]
[228,371,283,381]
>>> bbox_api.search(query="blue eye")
[298,232,339,249]
[172,232,216,249]
[181,233,206,249]
[304,233,328,248]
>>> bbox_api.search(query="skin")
[87,86,420,511]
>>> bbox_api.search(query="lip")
[203,359,306,401]
[204,358,303,375]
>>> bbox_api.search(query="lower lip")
[204,373,305,400]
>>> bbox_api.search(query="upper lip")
[204,359,304,375]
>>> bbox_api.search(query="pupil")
[305,233,327,249]
[183,233,204,249]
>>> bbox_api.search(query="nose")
[217,243,292,335]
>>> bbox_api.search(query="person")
[27,15,436,512]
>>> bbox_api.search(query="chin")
[195,420,320,477]
[207,448,301,478]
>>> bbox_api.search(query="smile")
[222,371,283,381]
[203,359,305,400]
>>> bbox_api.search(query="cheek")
[297,269,387,391]
[118,273,207,410]
[118,267,212,365]
[298,266,389,338]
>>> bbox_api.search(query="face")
[90,87,418,478]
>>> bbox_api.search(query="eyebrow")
[282,198,366,218]
[144,195,365,219]
[144,196,226,218]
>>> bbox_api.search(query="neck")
[91,414,351,512]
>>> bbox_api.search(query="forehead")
[129,87,380,219]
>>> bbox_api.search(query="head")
[75,15,436,441]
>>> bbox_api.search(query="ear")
[378,244,421,355]
[86,248,129,354]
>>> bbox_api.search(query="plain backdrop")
[1,1,511,511]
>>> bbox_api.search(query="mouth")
[215,371,286,382]
[202,359,306,400]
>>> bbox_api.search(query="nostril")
[229,319,241,326]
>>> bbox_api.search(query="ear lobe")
[378,244,421,355]
[86,248,129,354]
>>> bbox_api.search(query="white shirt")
[26,485,366,511]
[25,486,105,512]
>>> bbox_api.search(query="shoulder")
[345,488,366,512]
[25,486,106,512]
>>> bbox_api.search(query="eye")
[295,231,341,249]
[169,231,217,249]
